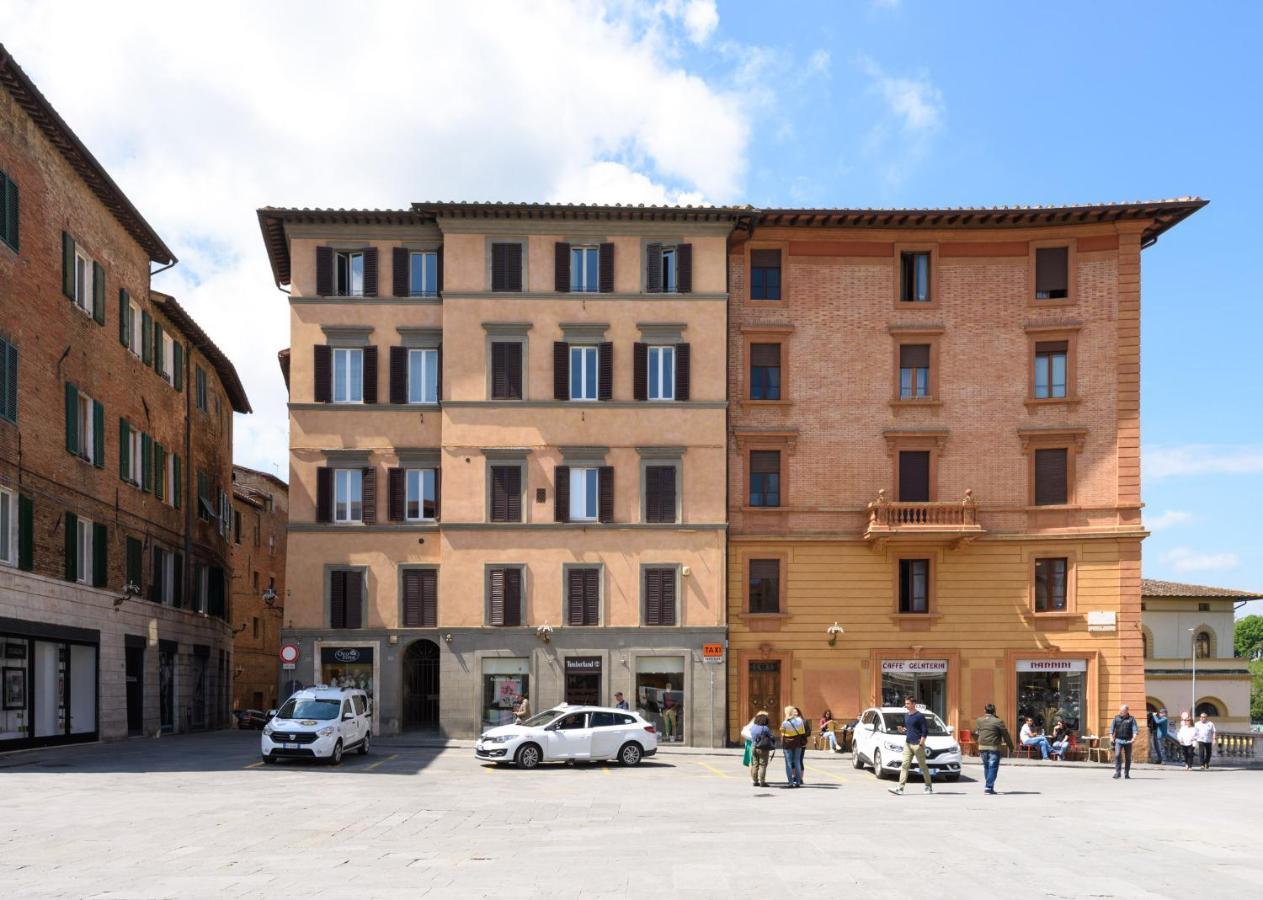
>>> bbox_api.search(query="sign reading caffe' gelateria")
[881,659,948,675]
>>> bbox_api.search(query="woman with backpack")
[748,711,774,787]
[780,705,808,788]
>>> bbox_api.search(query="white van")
[261,686,371,765]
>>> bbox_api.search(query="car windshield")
[881,711,949,735]
[277,698,341,721]
[520,709,567,728]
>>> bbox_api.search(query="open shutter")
[599,242,614,293]
[436,344,443,403]
[3,175,16,250]
[677,243,693,293]
[118,289,129,346]
[436,245,444,292]
[92,400,105,468]
[65,382,78,455]
[173,342,183,391]
[119,419,130,481]
[141,312,153,365]
[362,247,378,297]
[675,343,691,401]
[152,324,164,374]
[388,468,405,521]
[645,242,662,292]
[141,433,152,491]
[92,261,105,324]
[18,495,33,571]
[126,537,142,588]
[554,466,570,522]
[64,511,77,582]
[316,246,332,296]
[316,467,332,522]
[504,568,522,625]
[313,345,332,403]
[554,242,570,292]
[567,569,585,626]
[149,550,162,602]
[172,553,184,608]
[633,342,648,401]
[389,347,407,404]
[92,522,107,587]
[488,568,506,626]
[362,346,378,404]
[553,342,569,400]
[598,466,614,523]
[330,570,347,628]
[361,467,377,525]
[598,342,613,401]
[62,232,75,299]
[172,454,182,509]
[392,247,408,297]
[154,444,165,502]
[434,467,441,520]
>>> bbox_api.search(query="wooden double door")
[747,661,781,719]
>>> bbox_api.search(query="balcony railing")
[864,489,984,543]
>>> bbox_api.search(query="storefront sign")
[881,659,948,675]
[1016,659,1087,673]
[565,656,601,672]
[1087,611,1117,632]
[702,643,724,664]
[321,646,374,665]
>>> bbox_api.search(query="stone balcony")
[864,488,985,547]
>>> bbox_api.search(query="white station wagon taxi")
[475,705,658,769]
[851,706,963,782]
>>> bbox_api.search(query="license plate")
[283,743,300,750]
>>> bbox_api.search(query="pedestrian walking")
[512,694,530,724]
[1193,711,1217,769]
[889,697,934,795]
[1176,712,1197,769]
[748,711,775,787]
[1149,707,1169,764]
[974,703,1015,795]
[613,691,629,711]
[1109,703,1138,779]
[779,705,807,787]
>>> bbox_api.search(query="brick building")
[0,45,250,749]
[725,201,1205,753]
[229,465,288,714]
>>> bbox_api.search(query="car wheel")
[873,749,887,780]
[262,754,276,765]
[618,742,643,766]
[851,749,865,770]
[329,740,344,766]
[358,732,371,756]
[515,743,542,770]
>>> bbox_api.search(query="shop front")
[481,657,529,730]
[880,659,948,718]
[314,642,379,731]
[0,621,99,750]
[564,656,603,706]
[634,655,686,743]
[1015,658,1087,731]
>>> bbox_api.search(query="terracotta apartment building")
[259,202,737,743]
[725,200,1205,747]
[0,45,250,749]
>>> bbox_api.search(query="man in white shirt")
[1192,712,1217,770]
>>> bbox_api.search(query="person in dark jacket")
[1110,704,1139,779]
[748,711,774,787]
[889,697,933,795]
[974,704,1015,794]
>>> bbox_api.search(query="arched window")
[1142,628,1153,659]
[1194,630,1212,659]
[1195,700,1220,718]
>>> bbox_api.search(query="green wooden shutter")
[119,419,130,481]
[172,454,182,509]
[62,232,75,299]
[64,382,79,455]
[92,522,107,587]
[141,434,152,492]
[152,324,163,373]
[92,261,105,325]
[92,400,104,468]
[126,536,142,587]
[63,511,77,581]
[173,342,183,391]
[154,443,165,502]
[18,495,33,571]
[3,173,17,251]
[142,312,153,365]
[118,289,129,346]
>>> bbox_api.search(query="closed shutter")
[420,568,437,627]
[677,243,693,293]
[389,347,407,404]
[751,343,780,368]
[141,434,152,491]
[119,419,130,481]
[434,468,441,520]
[361,467,376,524]
[491,465,521,522]
[402,570,421,627]
[126,536,143,588]
[504,568,522,625]
[62,232,75,299]
[65,382,78,455]
[346,570,364,628]
[392,247,408,297]
[900,344,930,369]
[313,345,331,403]
[92,261,105,324]
[503,342,522,399]
[491,343,509,399]
[403,570,437,628]
[362,247,378,297]
[646,465,676,523]
[150,550,163,603]
[633,342,648,401]
[173,342,183,392]
[492,243,522,291]
[750,450,780,475]
[567,569,587,626]
[141,312,152,365]
[172,552,184,608]
[750,248,780,268]
[92,400,104,469]
[645,242,662,292]
[362,346,378,404]
[3,340,15,423]
[598,242,614,292]
[118,289,129,346]
[675,343,691,401]
[554,242,570,292]
[330,570,347,628]
[154,443,165,501]
[1034,448,1068,505]
[92,522,107,587]
[554,466,570,522]
[598,466,614,523]
[644,568,676,626]
[1035,247,1069,296]
[898,451,931,503]
[18,495,33,572]
[388,468,405,521]
[488,568,506,625]
[64,511,77,582]
[316,467,332,523]
[172,455,182,509]
[553,342,569,400]
[316,246,332,296]
[1035,340,1069,354]
[585,568,600,625]
[598,342,613,401]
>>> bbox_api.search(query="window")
[0,169,17,251]
[409,251,438,296]
[152,546,176,606]
[159,331,175,384]
[127,299,143,356]
[329,569,363,629]
[748,450,780,507]
[487,567,523,626]
[195,366,207,411]
[569,468,599,521]
[335,251,364,297]
[489,464,523,522]
[1034,558,1068,612]
[569,345,598,401]
[1034,448,1069,506]
[490,341,523,400]
[252,617,260,639]
[1035,247,1069,300]
[333,469,363,524]
[1194,631,1211,660]
[898,450,931,502]
[0,487,15,566]
[76,516,93,585]
[642,567,677,626]
[66,387,103,466]
[749,559,780,614]
[1034,341,1068,399]
[749,344,781,400]
[402,569,438,628]
[900,251,930,302]
[566,567,601,626]
[644,464,678,524]
[750,249,781,300]
[570,246,599,292]
[0,335,16,423]
[78,393,94,461]
[647,346,675,401]
[1198,602,1210,612]
[120,422,143,486]
[406,468,437,521]
[661,246,677,293]
[73,245,94,314]
[332,348,364,403]
[899,344,931,399]
[490,242,523,292]
[646,242,691,293]
[898,559,930,613]
[407,348,439,404]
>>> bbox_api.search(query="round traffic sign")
[279,643,301,665]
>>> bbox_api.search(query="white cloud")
[1145,445,1263,480]
[1147,510,1193,531]
[859,56,944,133]
[854,54,944,185]
[0,1,754,475]
[1163,547,1240,574]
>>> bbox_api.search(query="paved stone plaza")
[1,732,1260,899]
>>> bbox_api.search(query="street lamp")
[1188,627,1197,717]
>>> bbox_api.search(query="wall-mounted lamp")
[261,588,278,607]
[827,622,845,647]
[536,623,554,643]
[443,632,454,644]
[681,565,692,577]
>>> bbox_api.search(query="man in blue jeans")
[1148,707,1168,764]
[1110,704,1139,779]
[974,704,1015,795]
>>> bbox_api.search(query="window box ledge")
[1024,397,1083,411]
[734,611,791,632]
[742,399,793,408]
[889,398,943,409]
[890,612,941,631]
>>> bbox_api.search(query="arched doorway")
[403,640,440,730]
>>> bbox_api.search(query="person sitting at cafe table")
[1050,718,1071,761]
[1019,717,1054,760]
[819,709,841,752]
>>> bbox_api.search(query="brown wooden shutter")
[1034,448,1068,505]
[362,346,378,404]
[598,466,614,523]
[751,343,780,367]
[313,345,331,403]
[403,570,422,627]
[361,467,376,524]
[598,342,613,401]
[393,247,409,297]
[584,568,600,625]
[898,451,931,503]
[504,568,523,626]
[675,343,691,401]
[677,243,693,293]
[330,570,347,628]
[553,342,569,400]
[488,569,506,625]
[434,467,441,520]
[436,246,444,292]
[659,568,676,625]
[598,242,614,292]
[1035,340,1069,354]
[363,247,379,296]
[346,572,363,628]
[900,344,930,369]
[633,342,648,401]
[645,242,662,292]
[750,249,781,267]
[491,243,507,290]
[505,466,522,521]
[316,467,332,523]
[1035,247,1069,296]
[504,342,522,399]
[567,568,584,626]
[491,343,509,400]
[644,568,662,625]
[316,246,332,296]
[389,347,408,404]
[750,450,780,474]
[646,465,676,523]
[420,569,437,627]
[388,468,405,521]
[554,466,570,522]
[554,242,570,292]
[491,465,521,522]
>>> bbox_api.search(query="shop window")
[1016,661,1085,731]
[319,645,374,699]
[748,559,780,614]
[636,656,685,743]
[898,559,930,614]
[880,660,947,719]
[482,658,529,730]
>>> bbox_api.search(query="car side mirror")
[342,712,354,721]
[267,710,277,718]
[946,725,955,735]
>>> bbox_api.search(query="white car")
[261,686,371,765]
[475,705,658,769]
[851,706,962,782]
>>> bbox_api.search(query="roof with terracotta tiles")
[1141,579,1261,600]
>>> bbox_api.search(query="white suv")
[851,706,962,782]
[262,687,371,765]
[475,705,658,769]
